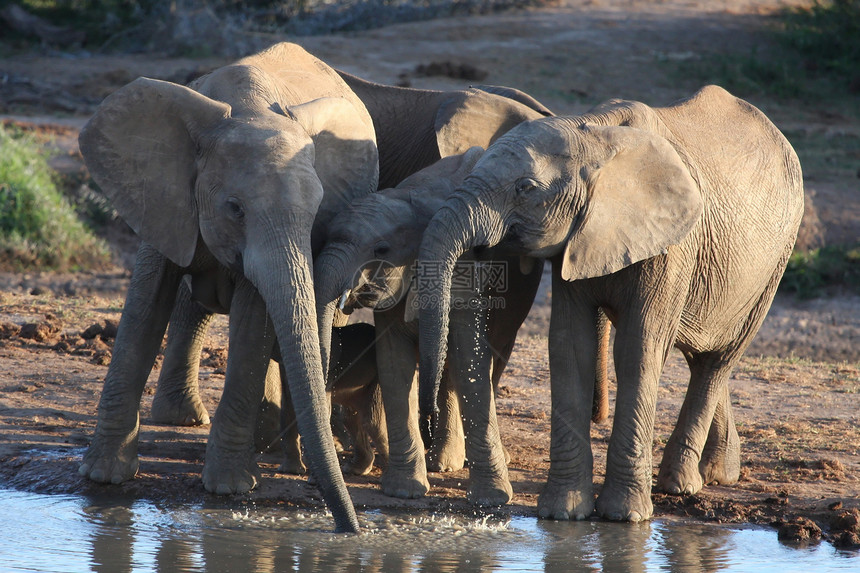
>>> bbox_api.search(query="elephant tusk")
[338,289,351,310]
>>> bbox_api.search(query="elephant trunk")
[246,222,359,534]
[314,249,353,380]
[416,190,505,430]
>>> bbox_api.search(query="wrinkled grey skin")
[315,148,544,502]
[77,43,380,533]
[273,322,388,477]
[150,76,555,497]
[417,85,804,521]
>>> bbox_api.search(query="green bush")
[783,0,860,84]
[0,124,112,271]
[780,244,860,299]
[671,0,860,103]
[7,1,153,44]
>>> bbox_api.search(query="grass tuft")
[0,124,112,271]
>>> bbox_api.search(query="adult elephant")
[147,73,555,491]
[77,43,378,532]
[416,85,804,522]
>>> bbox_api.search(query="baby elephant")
[257,322,388,477]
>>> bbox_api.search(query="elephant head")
[314,147,485,375]
[416,117,704,420]
[79,58,378,533]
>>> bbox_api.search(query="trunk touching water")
[416,193,504,431]
[248,230,359,534]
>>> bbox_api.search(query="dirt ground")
[1,0,859,548]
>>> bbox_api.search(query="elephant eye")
[515,177,540,195]
[374,242,391,258]
[225,197,245,220]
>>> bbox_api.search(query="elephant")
[415,85,804,522]
[143,71,557,496]
[77,42,380,532]
[315,147,612,503]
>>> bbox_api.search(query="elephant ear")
[434,90,546,157]
[470,85,554,117]
[288,97,379,222]
[561,124,703,282]
[79,77,231,267]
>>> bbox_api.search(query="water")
[0,488,857,572]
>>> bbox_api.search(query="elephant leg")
[80,244,183,484]
[658,253,786,495]
[655,351,736,496]
[151,280,215,426]
[595,279,686,523]
[426,371,466,473]
[342,405,374,476]
[362,380,388,469]
[448,305,510,505]
[592,309,612,424]
[254,360,285,453]
[538,279,599,521]
[202,277,274,495]
[277,361,306,475]
[374,309,429,499]
[699,383,740,486]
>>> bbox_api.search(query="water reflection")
[1,489,858,572]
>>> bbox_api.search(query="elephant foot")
[78,429,140,484]
[426,441,466,473]
[343,451,375,476]
[467,477,513,507]
[699,439,740,486]
[150,391,210,426]
[278,454,307,476]
[537,480,594,521]
[656,445,704,496]
[202,448,261,494]
[381,467,430,499]
[595,478,653,522]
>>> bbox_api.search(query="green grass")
[783,0,860,82]
[669,1,860,109]
[779,244,860,299]
[0,124,112,271]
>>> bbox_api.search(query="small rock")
[19,322,59,342]
[0,322,21,339]
[833,531,860,549]
[777,517,822,544]
[80,323,103,340]
[101,319,119,340]
[91,350,111,366]
[415,61,488,81]
[830,508,860,535]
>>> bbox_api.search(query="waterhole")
[0,488,857,572]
